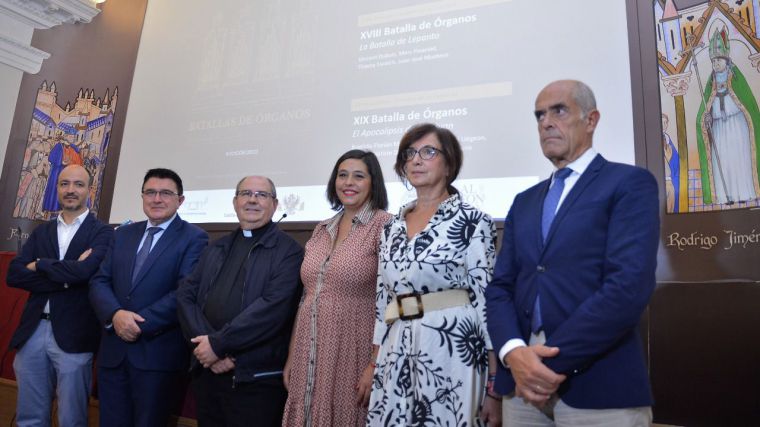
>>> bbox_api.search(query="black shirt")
[203,222,273,330]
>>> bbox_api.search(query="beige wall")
[0,64,23,168]
[0,12,31,169]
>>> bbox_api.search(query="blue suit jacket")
[89,215,208,371]
[486,154,659,409]
[7,213,113,353]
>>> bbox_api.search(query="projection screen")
[110,0,634,223]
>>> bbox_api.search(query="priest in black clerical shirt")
[202,222,273,331]
[177,176,304,427]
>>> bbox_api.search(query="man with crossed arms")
[8,165,112,426]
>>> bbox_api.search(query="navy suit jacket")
[486,154,659,409]
[89,215,207,371]
[7,213,113,353]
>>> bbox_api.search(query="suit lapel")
[46,219,61,259]
[542,154,607,249]
[125,222,147,291]
[130,217,183,291]
[62,213,92,259]
[535,180,552,251]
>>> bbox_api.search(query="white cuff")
[498,338,527,368]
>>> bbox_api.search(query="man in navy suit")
[7,164,113,427]
[486,80,659,425]
[89,168,208,427]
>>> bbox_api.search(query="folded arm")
[36,224,113,285]
[8,224,112,293]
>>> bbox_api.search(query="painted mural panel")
[12,82,118,220]
[655,0,760,213]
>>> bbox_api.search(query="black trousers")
[192,369,287,427]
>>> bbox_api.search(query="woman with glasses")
[282,150,392,426]
[367,123,501,426]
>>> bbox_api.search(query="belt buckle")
[397,292,424,320]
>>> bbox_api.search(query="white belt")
[384,289,470,323]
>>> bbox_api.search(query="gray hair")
[571,80,597,118]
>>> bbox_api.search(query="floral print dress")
[367,194,496,427]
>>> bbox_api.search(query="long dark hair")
[326,150,388,211]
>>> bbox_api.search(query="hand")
[283,356,293,390]
[355,363,375,407]
[112,310,144,342]
[209,357,235,374]
[78,248,92,261]
[25,261,37,271]
[480,393,502,427]
[505,345,565,406]
[191,335,220,367]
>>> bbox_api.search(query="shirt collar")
[57,209,89,226]
[148,213,177,231]
[558,147,597,178]
[352,202,375,225]
[324,202,376,240]
[241,221,273,238]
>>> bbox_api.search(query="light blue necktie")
[132,227,161,283]
[532,168,572,333]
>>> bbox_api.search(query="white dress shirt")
[44,209,90,313]
[135,213,177,254]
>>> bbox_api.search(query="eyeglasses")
[142,189,179,199]
[402,146,441,162]
[235,190,275,200]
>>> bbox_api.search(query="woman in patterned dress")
[282,150,392,426]
[367,124,502,426]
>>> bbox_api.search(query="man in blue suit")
[89,168,208,427]
[8,165,112,427]
[486,80,659,425]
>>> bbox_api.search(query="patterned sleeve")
[372,221,392,345]
[466,211,496,350]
